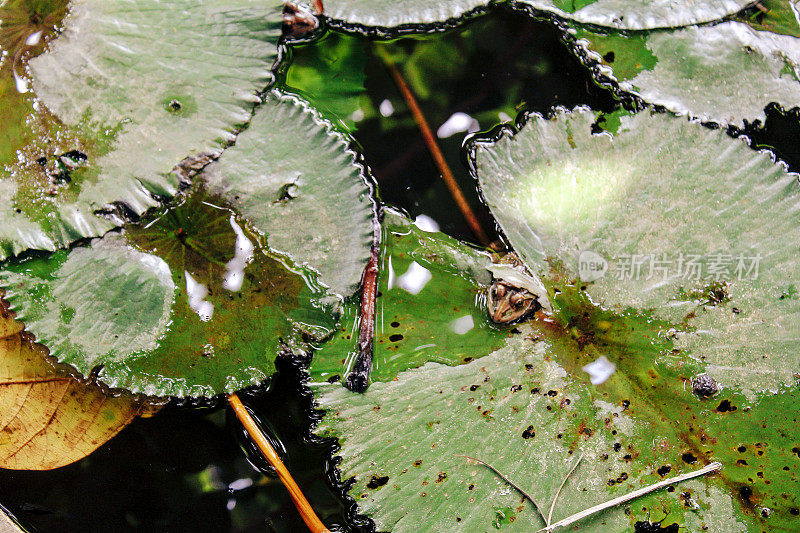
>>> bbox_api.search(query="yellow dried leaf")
[0,299,161,470]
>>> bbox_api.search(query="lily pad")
[0,0,283,261]
[317,0,750,30]
[0,184,338,397]
[574,20,800,126]
[515,0,752,30]
[472,107,800,396]
[315,311,800,531]
[201,92,374,298]
[0,298,159,470]
[309,208,509,384]
[319,0,490,29]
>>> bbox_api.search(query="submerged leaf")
[0,299,158,470]
[0,0,283,261]
[309,209,509,384]
[575,20,800,126]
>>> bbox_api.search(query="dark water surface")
[2,3,800,533]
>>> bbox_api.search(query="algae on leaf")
[0,0,283,261]
[575,20,800,126]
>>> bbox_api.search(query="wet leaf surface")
[514,0,753,30]
[315,288,800,531]
[313,108,800,531]
[0,295,159,470]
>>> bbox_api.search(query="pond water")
[1,3,799,532]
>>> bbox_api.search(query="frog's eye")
[509,293,526,309]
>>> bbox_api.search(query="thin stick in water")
[344,219,381,393]
[228,393,330,533]
[376,46,492,248]
[537,461,723,532]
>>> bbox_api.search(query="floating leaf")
[0,298,159,470]
[473,108,800,396]
[318,0,751,30]
[0,506,23,533]
[315,313,800,531]
[202,92,374,298]
[516,0,753,30]
[0,0,283,261]
[309,209,509,384]
[0,184,337,397]
[318,0,490,29]
[574,20,800,126]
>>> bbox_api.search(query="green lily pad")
[735,0,800,38]
[473,107,800,396]
[309,208,510,384]
[318,0,490,29]
[574,20,800,126]
[316,309,800,530]
[202,92,374,298]
[0,0,283,261]
[317,0,750,30]
[516,0,752,30]
[0,184,337,397]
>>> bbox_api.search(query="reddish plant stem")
[227,393,330,533]
[344,220,381,393]
[379,50,492,248]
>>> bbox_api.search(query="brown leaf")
[0,298,161,470]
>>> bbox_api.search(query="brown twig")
[227,394,330,533]
[344,219,381,393]
[376,47,492,248]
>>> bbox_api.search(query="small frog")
[486,253,551,324]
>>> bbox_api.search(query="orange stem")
[380,53,491,247]
[227,393,330,533]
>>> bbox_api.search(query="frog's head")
[487,280,539,324]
